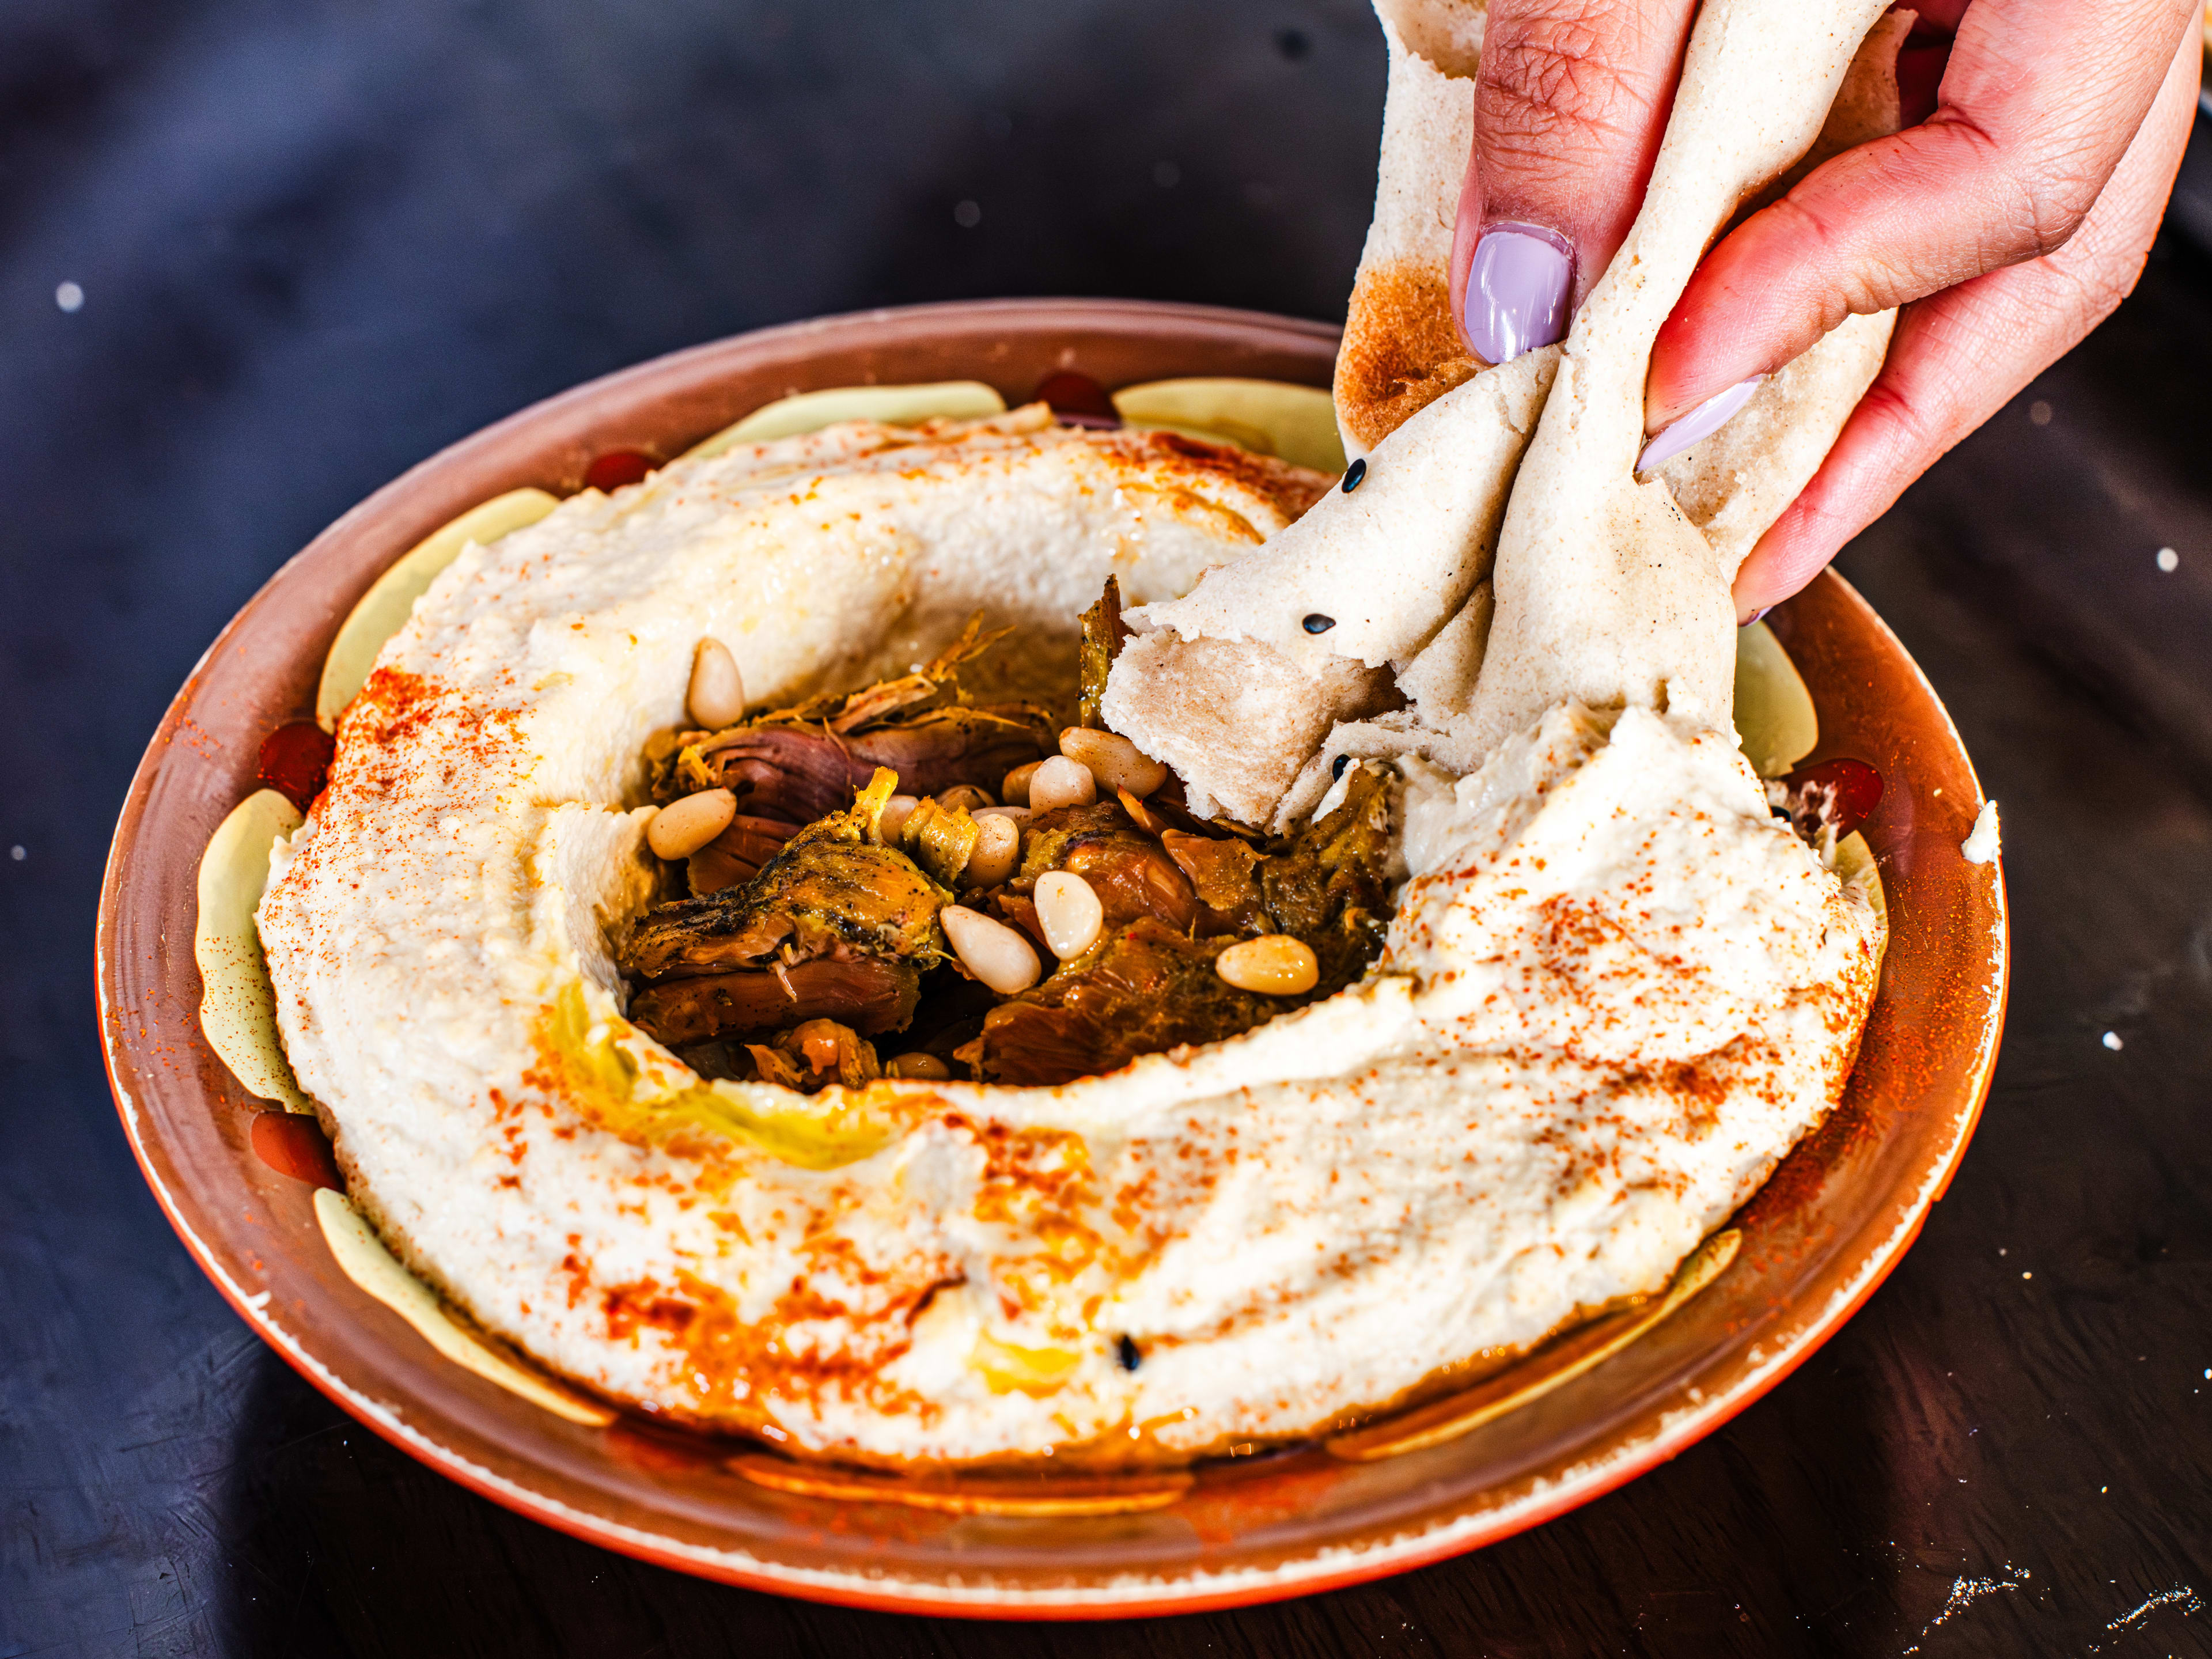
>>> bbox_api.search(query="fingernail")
[1738,605,1771,628]
[1462,223,1573,365]
[1637,376,1766,474]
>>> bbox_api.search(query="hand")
[1449,0,2204,620]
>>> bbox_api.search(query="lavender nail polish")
[1637,375,1766,474]
[1463,223,1572,365]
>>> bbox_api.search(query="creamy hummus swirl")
[259,413,1879,1466]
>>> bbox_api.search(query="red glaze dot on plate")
[1778,757,1885,841]
[257,721,335,812]
[1031,371,1119,425]
[249,1109,342,1191]
[584,450,657,492]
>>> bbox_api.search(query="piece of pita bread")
[1461,0,1894,757]
[1332,1,1488,459]
[1100,343,1556,819]
[1105,0,1908,827]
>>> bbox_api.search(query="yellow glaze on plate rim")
[683,381,1008,457]
[313,1187,613,1427]
[1111,376,1349,475]
[315,487,560,730]
[194,789,308,1111]
[1734,619,1819,778]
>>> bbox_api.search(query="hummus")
[257,401,1881,1465]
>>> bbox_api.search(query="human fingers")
[1647,0,2199,430]
[1446,0,1700,365]
[1729,22,2202,619]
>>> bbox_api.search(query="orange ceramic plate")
[96,299,2006,1618]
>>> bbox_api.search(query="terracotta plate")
[96,299,2008,1618]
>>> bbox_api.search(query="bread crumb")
[1961,799,2001,865]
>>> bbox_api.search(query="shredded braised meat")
[650,618,1053,850]
[615,593,1401,1085]
[959,919,1277,1086]
[961,767,1394,1084]
[622,770,945,1044]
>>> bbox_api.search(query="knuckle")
[1849,378,1934,465]
[2012,165,2100,262]
[1755,196,1882,328]
[1942,113,2101,263]
[1477,3,1656,153]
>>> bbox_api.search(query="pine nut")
[1033,870,1104,960]
[887,1052,954,1081]
[1215,934,1319,995]
[938,784,996,814]
[1028,755,1097,814]
[687,637,746,729]
[1059,727,1167,797]
[877,793,920,846]
[964,813,1021,887]
[940,905,1041,995]
[647,788,736,859]
[1001,760,1043,806]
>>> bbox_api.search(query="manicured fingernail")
[1638,375,1765,474]
[1738,606,1771,627]
[1462,223,1573,365]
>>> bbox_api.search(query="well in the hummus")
[616,584,1398,1089]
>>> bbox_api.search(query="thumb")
[1449,0,1700,364]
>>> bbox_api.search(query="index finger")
[1646,0,2199,426]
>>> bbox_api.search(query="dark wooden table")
[7,3,2211,1653]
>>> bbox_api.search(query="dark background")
[6,2,2212,1653]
